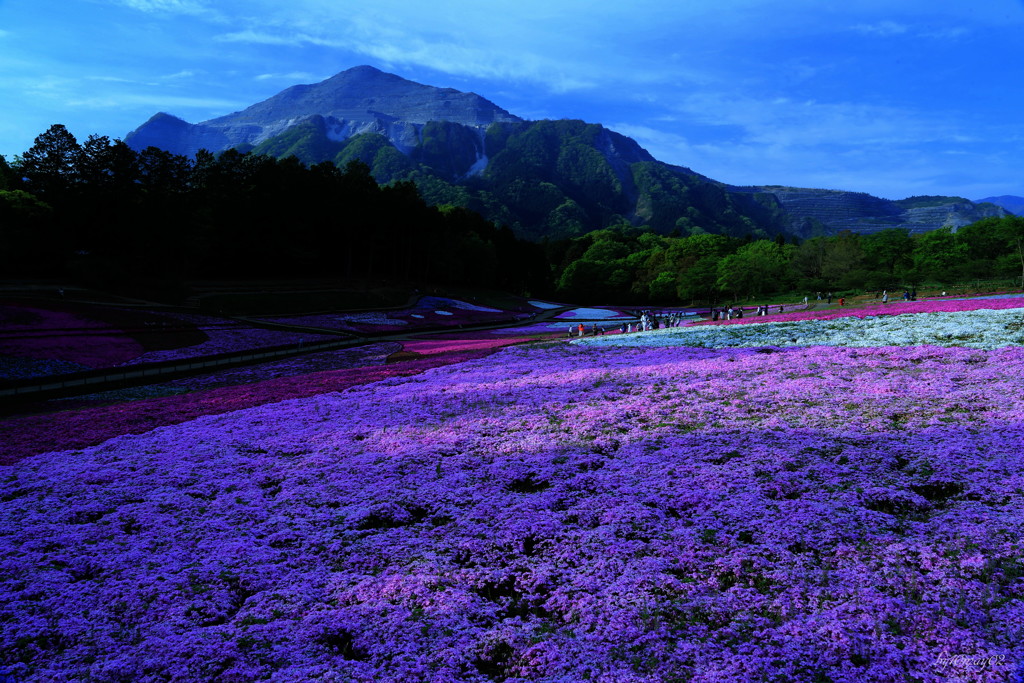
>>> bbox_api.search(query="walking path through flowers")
[2,296,1023,681]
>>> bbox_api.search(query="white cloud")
[352,37,598,92]
[114,0,208,14]
[920,26,970,40]
[852,21,909,36]
[215,30,308,46]
[67,93,242,111]
[216,20,601,94]
[255,72,319,83]
[665,92,965,151]
[610,86,1004,199]
[86,75,144,84]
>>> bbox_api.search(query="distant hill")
[976,195,1023,216]
[727,189,1008,236]
[124,66,1006,241]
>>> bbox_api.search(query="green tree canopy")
[717,240,790,299]
[862,228,914,276]
[18,124,84,200]
[913,227,966,281]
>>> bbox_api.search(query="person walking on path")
[882,290,888,304]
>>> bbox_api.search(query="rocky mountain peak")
[125,66,521,157]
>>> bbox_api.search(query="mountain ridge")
[125,66,1008,240]
[125,65,520,158]
[976,195,1023,216]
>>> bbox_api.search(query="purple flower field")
[2,303,1024,681]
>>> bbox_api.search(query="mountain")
[124,67,1003,241]
[125,65,521,158]
[126,66,787,241]
[731,188,1010,236]
[976,195,1023,216]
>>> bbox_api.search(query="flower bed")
[554,307,633,320]
[256,311,408,332]
[0,346,491,466]
[696,295,1024,327]
[412,323,571,340]
[577,306,1024,350]
[0,356,90,381]
[2,326,1023,680]
[0,304,146,369]
[121,324,338,365]
[0,303,338,372]
[47,344,406,407]
[489,322,576,335]
[400,337,531,357]
[257,297,525,335]
[418,296,502,313]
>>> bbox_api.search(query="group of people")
[711,307,744,321]
[622,310,689,333]
[566,310,693,337]
[877,289,916,303]
[569,323,608,337]
[711,304,787,321]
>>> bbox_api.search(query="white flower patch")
[528,300,563,310]
[417,296,501,312]
[337,312,407,326]
[574,308,1024,350]
[446,299,501,312]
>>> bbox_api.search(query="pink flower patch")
[400,337,527,356]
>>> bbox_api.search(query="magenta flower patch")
[698,295,1024,327]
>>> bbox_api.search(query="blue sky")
[2,0,1022,200]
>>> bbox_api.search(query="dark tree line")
[0,125,548,296]
[3,125,1022,306]
[546,219,1024,305]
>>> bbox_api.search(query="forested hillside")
[245,118,791,242]
[4,125,1022,306]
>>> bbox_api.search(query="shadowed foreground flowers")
[3,333,1024,681]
